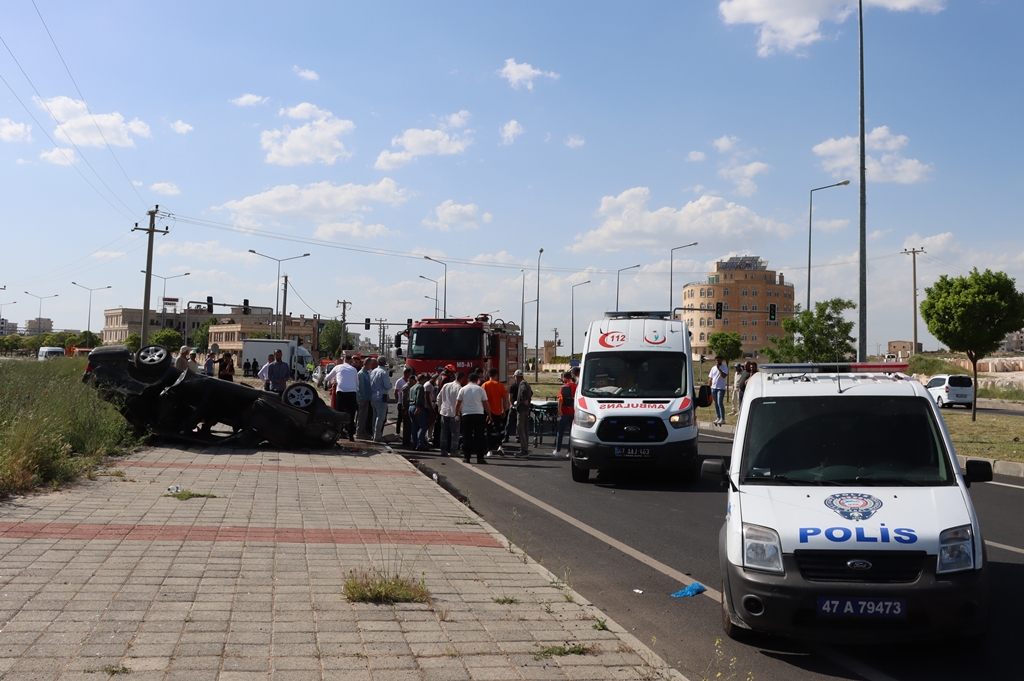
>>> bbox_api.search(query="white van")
[37,346,66,361]
[569,311,699,482]
[702,362,991,642]
[241,338,314,380]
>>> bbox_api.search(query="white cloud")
[313,219,393,240]
[686,151,706,162]
[813,125,931,183]
[150,182,180,195]
[445,110,470,128]
[498,58,560,90]
[260,103,355,165]
[718,161,770,196]
[0,118,32,142]
[217,178,408,221]
[170,120,193,134]
[374,117,471,170]
[903,231,960,256]
[231,94,268,106]
[569,187,790,253]
[40,147,75,165]
[423,200,492,231]
[132,180,142,186]
[713,135,739,153]
[565,135,585,148]
[868,228,891,240]
[91,250,126,259]
[500,120,524,145]
[293,66,319,81]
[815,218,849,233]
[156,240,258,264]
[35,96,149,147]
[719,0,944,57]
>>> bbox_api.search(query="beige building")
[887,340,922,357]
[24,318,54,335]
[680,256,795,358]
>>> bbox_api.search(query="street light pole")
[72,282,111,348]
[145,271,190,329]
[424,295,439,317]
[571,280,591,360]
[24,291,58,337]
[669,242,698,312]
[419,275,439,317]
[249,250,310,338]
[424,256,448,317]
[858,0,868,361]
[806,180,850,311]
[616,264,640,311]
[535,249,543,381]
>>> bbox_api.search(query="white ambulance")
[569,311,699,483]
[703,362,992,642]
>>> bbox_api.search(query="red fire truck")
[397,315,523,381]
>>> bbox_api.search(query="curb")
[391,450,691,681]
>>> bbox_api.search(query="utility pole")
[336,300,351,353]
[902,248,925,357]
[857,0,868,361]
[134,206,167,347]
[280,275,289,341]
[376,318,388,357]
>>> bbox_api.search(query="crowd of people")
[707,355,758,425]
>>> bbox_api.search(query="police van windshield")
[741,396,954,486]
[408,328,482,361]
[581,351,688,398]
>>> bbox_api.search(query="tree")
[761,298,856,363]
[124,333,141,353]
[319,320,342,356]
[920,268,1024,421]
[190,317,218,351]
[706,332,744,363]
[150,328,184,350]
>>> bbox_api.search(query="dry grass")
[343,568,431,604]
[939,409,1024,463]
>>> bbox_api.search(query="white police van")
[702,363,992,642]
[569,311,699,483]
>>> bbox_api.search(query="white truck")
[240,339,314,380]
[569,310,699,482]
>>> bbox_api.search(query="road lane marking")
[460,461,901,681]
[986,540,1024,556]
[986,480,1024,490]
[456,459,722,601]
[699,431,734,442]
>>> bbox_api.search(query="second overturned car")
[83,344,349,448]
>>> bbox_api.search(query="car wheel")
[135,345,171,375]
[936,396,945,409]
[721,581,749,641]
[283,383,318,410]
[570,456,589,483]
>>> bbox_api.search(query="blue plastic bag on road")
[671,583,706,598]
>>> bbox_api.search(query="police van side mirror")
[701,458,727,482]
[963,459,993,487]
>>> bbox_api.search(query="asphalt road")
[404,433,1024,681]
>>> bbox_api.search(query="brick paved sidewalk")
[0,444,685,681]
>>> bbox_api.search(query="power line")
[285,279,320,317]
[31,0,147,210]
[0,33,139,218]
[11,231,144,287]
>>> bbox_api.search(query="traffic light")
[769,303,777,321]
[715,302,723,319]
[364,318,371,330]
[206,296,214,314]
[242,299,250,315]
[699,354,705,363]
[406,318,413,328]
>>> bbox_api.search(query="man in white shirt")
[393,367,412,441]
[455,373,490,464]
[708,355,729,426]
[438,372,466,457]
[325,355,359,441]
[369,358,392,442]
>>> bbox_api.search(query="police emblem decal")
[824,493,883,521]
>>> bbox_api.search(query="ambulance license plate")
[614,447,651,458]
[817,597,906,618]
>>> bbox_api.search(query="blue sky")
[2,1,1022,354]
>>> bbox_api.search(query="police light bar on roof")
[604,311,674,319]
[760,363,909,375]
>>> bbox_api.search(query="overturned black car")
[83,345,349,448]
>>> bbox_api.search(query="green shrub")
[906,355,969,376]
[0,358,138,496]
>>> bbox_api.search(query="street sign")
[162,297,178,306]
